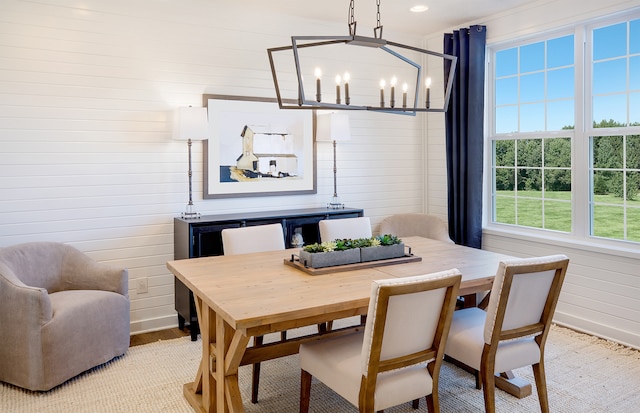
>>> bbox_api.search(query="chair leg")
[475,369,482,389]
[426,393,437,413]
[300,369,312,413]
[412,398,420,409]
[532,361,550,413]
[251,335,264,404]
[480,368,496,413]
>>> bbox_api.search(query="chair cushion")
[445,308,541,373]
[40,290,130,390]
[300,331,433,411]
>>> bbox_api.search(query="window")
[489,12,640,244]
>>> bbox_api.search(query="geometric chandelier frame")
[267,1,457,115]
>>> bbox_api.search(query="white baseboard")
[554,312,639,350]
[130,314,180,336]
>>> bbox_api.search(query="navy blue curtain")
[444,25,486,249]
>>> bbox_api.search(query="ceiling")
[248,0,533,36]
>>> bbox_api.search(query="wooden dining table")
[166,236,524,413]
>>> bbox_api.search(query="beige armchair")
[379,213,454,244]
[0,242,130,391]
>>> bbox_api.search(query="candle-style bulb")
[402,82,408,109]
[380,79,386,107]
[390,77,397,108]
[315,68,322,102]
[425,77,431,109]
[335,74,342,105]
[343,72,351,105]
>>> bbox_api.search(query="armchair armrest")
[60,247,128,297]
[0,263,52,346]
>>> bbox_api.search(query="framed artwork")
[202,94,316,199]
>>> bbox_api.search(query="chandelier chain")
[349,0,355,25]
[376,0,381,28]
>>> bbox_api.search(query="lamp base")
[326,196,345,209]
[181,204,200,219]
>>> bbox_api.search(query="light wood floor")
[129,327,191,347]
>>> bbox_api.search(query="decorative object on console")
[174,106,208,219]
[316,112,351,209]
[267,0,457,115]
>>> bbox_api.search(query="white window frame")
[485,10,640,250]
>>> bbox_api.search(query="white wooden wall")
[424,0,640,349]
[1,0,638,348]
[0,0,426,334]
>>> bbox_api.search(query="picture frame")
[202,94,316,199]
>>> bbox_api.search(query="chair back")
[221,223,285,255]
[319,217,372,242]
[0,242,73,292]
[359,269,461,407]
[483,255,569,346]
[379,213,453,244]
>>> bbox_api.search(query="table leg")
[215,313,251,413]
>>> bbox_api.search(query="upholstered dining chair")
[299,269,462,413]
[444,254,569,413]
[379,213,453,244]
[319,216,372,242]
[220,223,286,404]
[0,242,130,391]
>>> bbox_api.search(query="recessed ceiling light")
[410,5,429,13]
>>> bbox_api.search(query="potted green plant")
[298,240,361,268]
[360,234,405,262]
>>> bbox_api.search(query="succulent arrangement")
[302,234,401,253]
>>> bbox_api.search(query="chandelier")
[267,0,457,115]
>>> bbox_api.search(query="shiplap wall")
[424,0,640,349]
[0,0,427,334]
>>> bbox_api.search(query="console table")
[173,207,364,340]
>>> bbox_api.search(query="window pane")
[496,106,518,133]
[520,42,544,73]
[517,139,542,167]
[547,35,574,68]
[496,77,518,105]
[631,93,640,126]
[518,168,542,191]
[593,59,627,94]
[626,135,640,169]
[631,19,640,54]
[593,95,627,127]
[592,204,624,239]
[545,200,572,232]
[593,136,623,168]
[495,169,515,191]
[593,22,627,60]
[545,138,571,167]
[495,140,515,166]
[627,171,640,201]
[547,100,574,130]
[520,72,545,102]
[520,103,545,132]
[548,68,574,99]
[545,169,572,192]
[496,48,518,77]
[495,195,515,224]
[631,56,640,91]
[517,197,543,228]
[628,208,640,241]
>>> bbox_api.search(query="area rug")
[1,324,638,412]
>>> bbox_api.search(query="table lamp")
[316,112,351,209]
[174,106,208,219]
